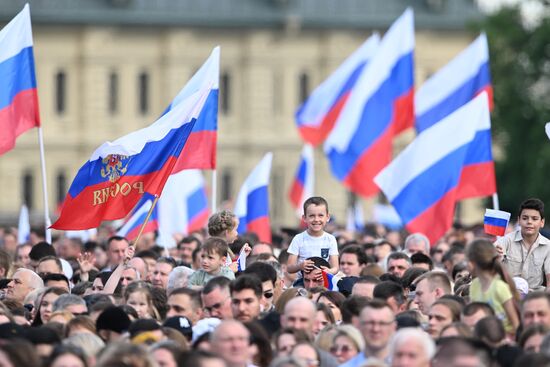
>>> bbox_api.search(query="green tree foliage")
[476,4,550,216]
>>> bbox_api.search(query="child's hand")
[77,252,94,274]
[242,243,252,256]
[319,265,329,272]
[301,259,314,272]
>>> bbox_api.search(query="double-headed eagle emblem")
[100,154,129,183]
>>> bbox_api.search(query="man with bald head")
[127,257,148,281]
[210,320,252,367]
[6,268,44,303]
[280,297,317,336]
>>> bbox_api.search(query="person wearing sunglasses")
[329,325,364,364]
[243,261,278,313]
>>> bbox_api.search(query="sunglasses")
[330,345,354,354]
[263,291,274,299]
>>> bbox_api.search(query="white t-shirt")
[287,230,339,264]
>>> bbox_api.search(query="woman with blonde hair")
[328,324,364,364]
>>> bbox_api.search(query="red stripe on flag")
[127,220,158,241]
[288,180,305,210]
[456,161,496,200]
[298,91,352,146]
[187,209,209,234]
[247,216,272,244]
[343,88,414,198]
[172,130,216,171]
[406,187,458,245]
[0,89,40,155]
[484,224,506,237]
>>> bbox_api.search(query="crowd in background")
[0,197,548,367]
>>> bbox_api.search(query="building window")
[299,72,310,104]
[221,72,231,114]
[22,171,34,210]
[55,70,66,114]
[221,169,233,202]
[108,72,119,114]
[138,71,149,115]
[56,171,67,206]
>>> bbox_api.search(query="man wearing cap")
[163,316,193,341]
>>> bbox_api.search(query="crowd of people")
[0,196,548,367]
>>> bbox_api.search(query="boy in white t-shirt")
[286,196,339,276]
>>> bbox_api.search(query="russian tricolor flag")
[52,79,214,230]
[375,92,493,244]
[484,209,511,237]
[157,170,209,248]
[0,4,40,155]
[288,144,314,216]
[235,153,273,244]
[415,34,492,133]
[324,9,415,198]
[321,270,339,291]
[163,47,219,171]
[117,193,159,240]
[295,35,380,146]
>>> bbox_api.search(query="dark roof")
[0,0,483,30]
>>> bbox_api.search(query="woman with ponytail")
[466,238,520,336]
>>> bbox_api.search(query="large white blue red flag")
[324,9,415,198]
[295,35,380,146]
[374,92,493,243]
[116,193,159,240]
[52,81,213,230]
[235,153,273,244]
[0,4,40,155]
[415,34,492,133]
[156,170,209,248]
[288,144,314,216]
[163,47,219,171]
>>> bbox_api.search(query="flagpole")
[130,195,160,261]
[37,127,52,243]
[492,193,500,211]
[211,169,217,213]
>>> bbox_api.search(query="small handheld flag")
[484,209,511,237]
[321,270,339,291]
[236,247,247,272]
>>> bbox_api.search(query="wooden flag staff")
[125,195,160,264]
